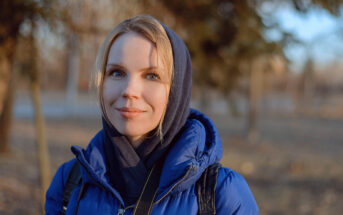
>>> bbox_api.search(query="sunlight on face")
[103,32,170,147]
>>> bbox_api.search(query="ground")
[0,112,342,215]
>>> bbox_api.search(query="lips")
[116,107,145,118]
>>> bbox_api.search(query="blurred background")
[0,0,342,214]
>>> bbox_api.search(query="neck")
[127,136,145,149]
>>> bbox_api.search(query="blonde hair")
[93,15,173,139]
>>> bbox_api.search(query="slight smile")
[116,107,145,119]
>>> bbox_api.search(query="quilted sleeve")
[215,167,259,215]
[45,159,76,215]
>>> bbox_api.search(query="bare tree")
[28,27,51,211]
[0,0,54,153]
[248,57,265,144]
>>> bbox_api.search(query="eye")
[109,69,126,79]
[146,73,160,81]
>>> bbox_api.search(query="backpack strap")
[196,163,221,215]
[61,159,163,215]
[62,160,82,215]
[132,159,164,215]
[61,160,220,215]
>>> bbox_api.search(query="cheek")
[102,80,120,105]
[146,84,169,114]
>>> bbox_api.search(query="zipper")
[117,205,134,215]
[153,166,193,205]
[117,208,125,215]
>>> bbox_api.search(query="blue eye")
[110,70,126,79]
[146,73,160,80]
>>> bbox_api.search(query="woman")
[45,15,259,215]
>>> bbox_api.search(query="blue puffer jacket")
[45,109,259,215]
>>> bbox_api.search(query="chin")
[109,116,158,139]
[116,125,146,138]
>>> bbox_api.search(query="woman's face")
[103,32,170,146]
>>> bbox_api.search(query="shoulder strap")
[132,160,163,215]
[196,162,221,215]
[60,160,219,215]
[62,160,82,215]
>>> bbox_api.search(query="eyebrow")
[106,63,160,72]
[106,63,125,69]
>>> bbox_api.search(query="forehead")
[107,32,160,68]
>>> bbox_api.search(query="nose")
[122,75,140,99]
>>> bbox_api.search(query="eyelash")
[146,73,161,81]
[108,69,125,79]
[108,69,161,81]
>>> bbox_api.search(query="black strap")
[196,163,221,215]
[61,159,220,215]
[132,161,164,215]
[62,160,82,215]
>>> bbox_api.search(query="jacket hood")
[71,108,223,205]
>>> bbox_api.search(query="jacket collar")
[156,109,222,200]
[71,132,125,205]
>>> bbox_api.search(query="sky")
[263,3,343,72]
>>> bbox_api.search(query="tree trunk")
[28,31,51,212]
[65,33,80,106]
[31,75,51,212]
[247,58,263,144]
[227,93,240,118]
[0,53,15,154]
[303,63,315,110]
[199,86,211,114]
